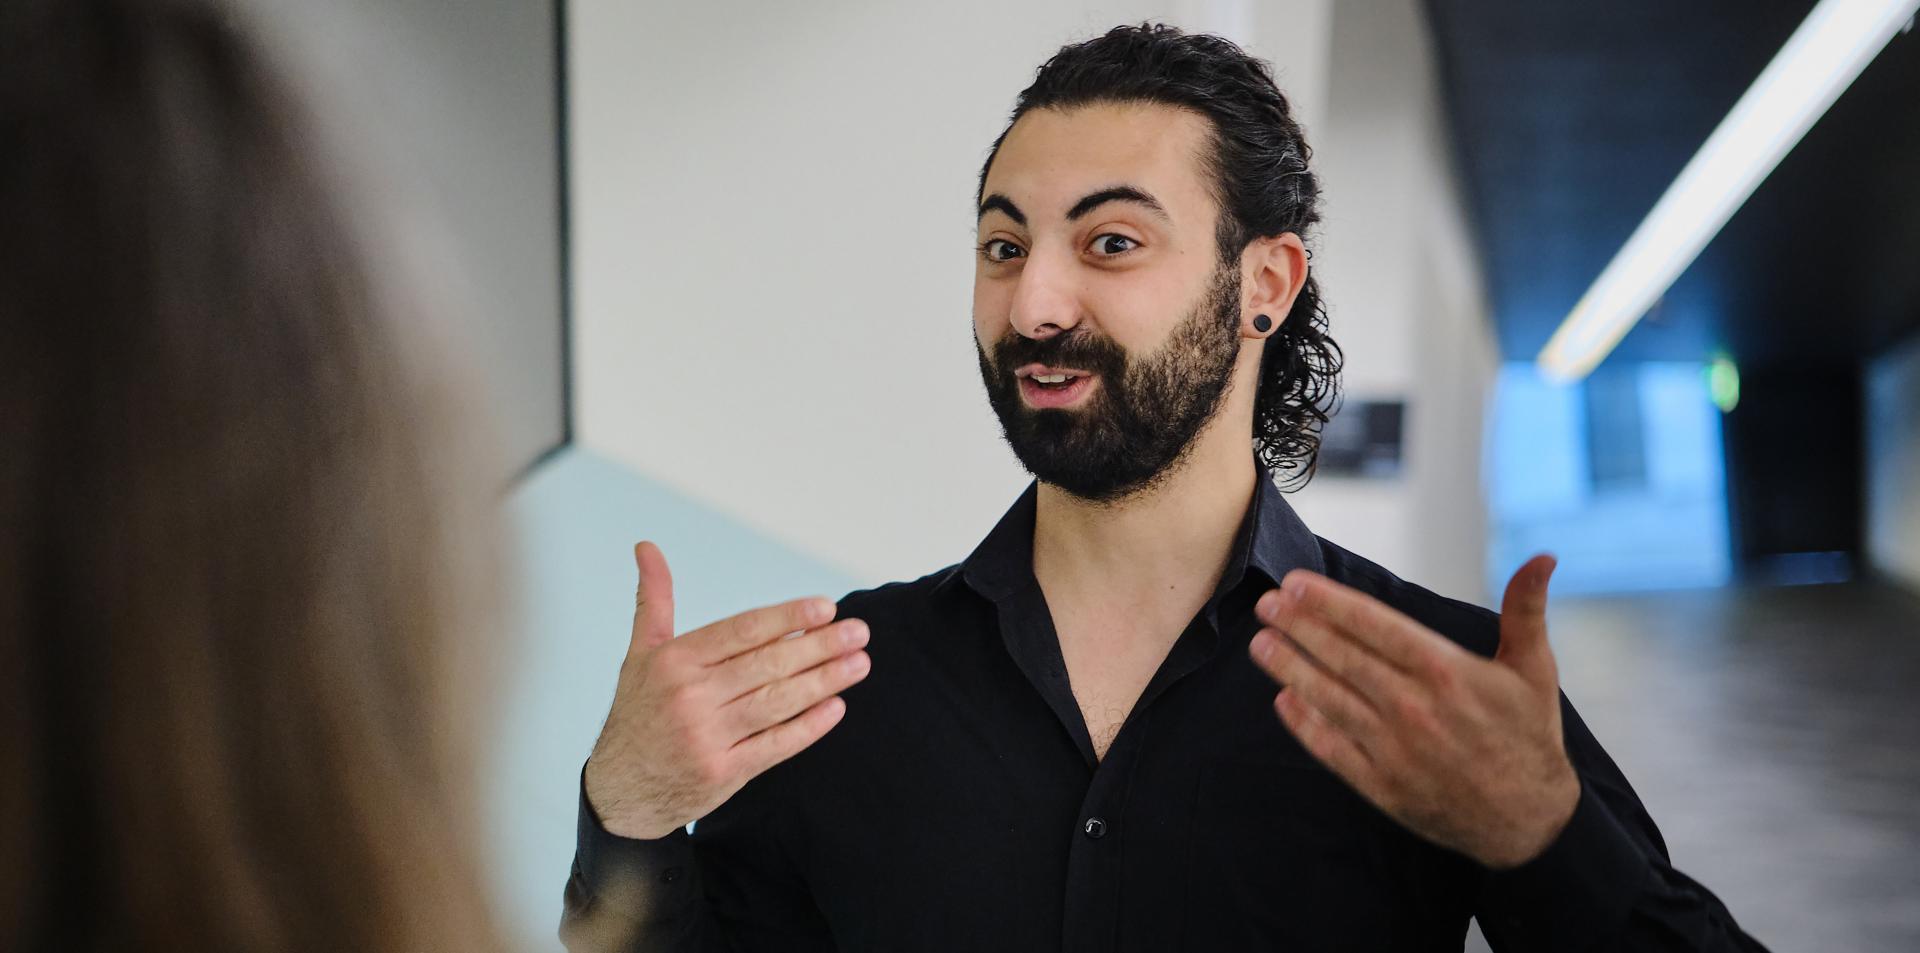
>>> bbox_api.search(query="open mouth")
[1016,364,1098,408]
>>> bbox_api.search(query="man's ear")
[1240,233,1309,339]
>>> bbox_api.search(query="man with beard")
[562,23,1765,953]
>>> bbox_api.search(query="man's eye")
[1092,234,1138,256]
[979,239,1025,262]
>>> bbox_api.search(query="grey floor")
[1466,581,1920,952]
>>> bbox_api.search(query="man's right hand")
[583,541,871,840]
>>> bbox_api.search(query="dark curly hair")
[977,23,1343,488]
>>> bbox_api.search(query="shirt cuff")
[1475,779,1651,952]
[568,765,701,919]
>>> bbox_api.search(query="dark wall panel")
[1722,366,1862,579]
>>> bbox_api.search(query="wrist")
[1486,764,1581,869]
[583,756,682,841]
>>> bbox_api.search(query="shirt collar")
[958,481,1039,601]
[1237,464,1329,591]
[959,463,1327,604]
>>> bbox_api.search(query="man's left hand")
[1247,554,1579,870]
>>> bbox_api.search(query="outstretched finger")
[1275,689,1385,802]
[689,596,838,665]
[1496,553,1560,690]
[730,695,849,780]
[712,618,870,703]
[1266,571,1463,674]
[1269,608,1413,707]
[722,648,870,739]
[1250,628,1383,741]
[631,541,677,651]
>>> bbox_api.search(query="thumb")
[631,541,677,651]
[1495,553,1559,690]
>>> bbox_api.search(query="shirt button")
[661,866,684,884]
[1083,817,1108,839]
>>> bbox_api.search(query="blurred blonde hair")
[0,0,505,949]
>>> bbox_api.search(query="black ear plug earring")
[1252,314,1273,333]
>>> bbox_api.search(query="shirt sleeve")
[559,769,707,953]
[558,764,835,953]
[1475,692,1774,953]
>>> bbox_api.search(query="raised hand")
[1246,555,1579,869]
[584,541,871,840]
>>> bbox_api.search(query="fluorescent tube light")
[1537,0,1920,381]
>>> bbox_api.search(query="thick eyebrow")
[976,185,1170,227]
[1066,185,1169,223]
[977,194,1025,226]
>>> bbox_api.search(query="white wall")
[1867,334,1920,592]
[568,0,1333,585]
[1286,0,1499,603]
[569,0,1491,597]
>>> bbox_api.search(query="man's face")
[974,102,1242,502]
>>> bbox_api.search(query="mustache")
[989,329,1127,376]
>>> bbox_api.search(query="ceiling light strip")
[1537,0,1920,381]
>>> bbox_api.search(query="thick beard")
[977,265,1242,503]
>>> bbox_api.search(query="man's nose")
[1007,252,1083,340]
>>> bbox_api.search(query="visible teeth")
[1034,373,1072,384]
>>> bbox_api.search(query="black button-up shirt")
[562,474,1767,952]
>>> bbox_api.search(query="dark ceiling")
[1424,0,1920,371]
